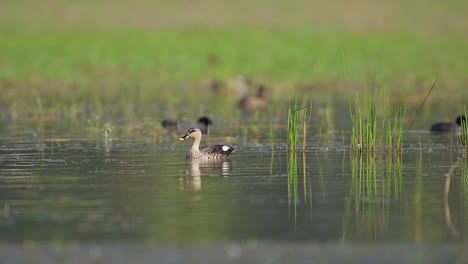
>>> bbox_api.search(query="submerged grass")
[343,146,403,240]
[287,150,298,222]
[461,153,468,200]
[459,107,468,147]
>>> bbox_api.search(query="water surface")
[1,120,468,245]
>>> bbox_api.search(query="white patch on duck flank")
[222,145,230,152]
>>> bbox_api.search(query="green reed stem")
[287,98,298,152]
[269,121,274,152]
[302,106,307,152]
[349,86,405,155]
[287,95,308,153]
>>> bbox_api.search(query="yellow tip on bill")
[178,137,185,141]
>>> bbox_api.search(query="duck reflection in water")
[179,159,233,191]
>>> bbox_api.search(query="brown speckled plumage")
[179,128,237,160]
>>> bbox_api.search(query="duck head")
[178,128,202,141]
[456,115,467,126]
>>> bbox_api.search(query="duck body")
[179,128,237,160]
[187,145,237,160]
[161,116,212,134]
[430,122,459,132]
[430,115,466,133]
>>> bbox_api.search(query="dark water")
[1,121,468,245]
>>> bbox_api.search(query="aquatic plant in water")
[287,96,310,153]
[287,97,299,153]
[460,153,468,200]
[286,95,311,222]
[347,86,405,155]
[342,85,405,239]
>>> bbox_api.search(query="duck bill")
[178,134,190,141]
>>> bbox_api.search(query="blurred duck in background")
[239,85,267,111]
[161,116,212,134]
[211,75,249,100]
[430,115,466,133]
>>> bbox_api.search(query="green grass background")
[1,0,468,121]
